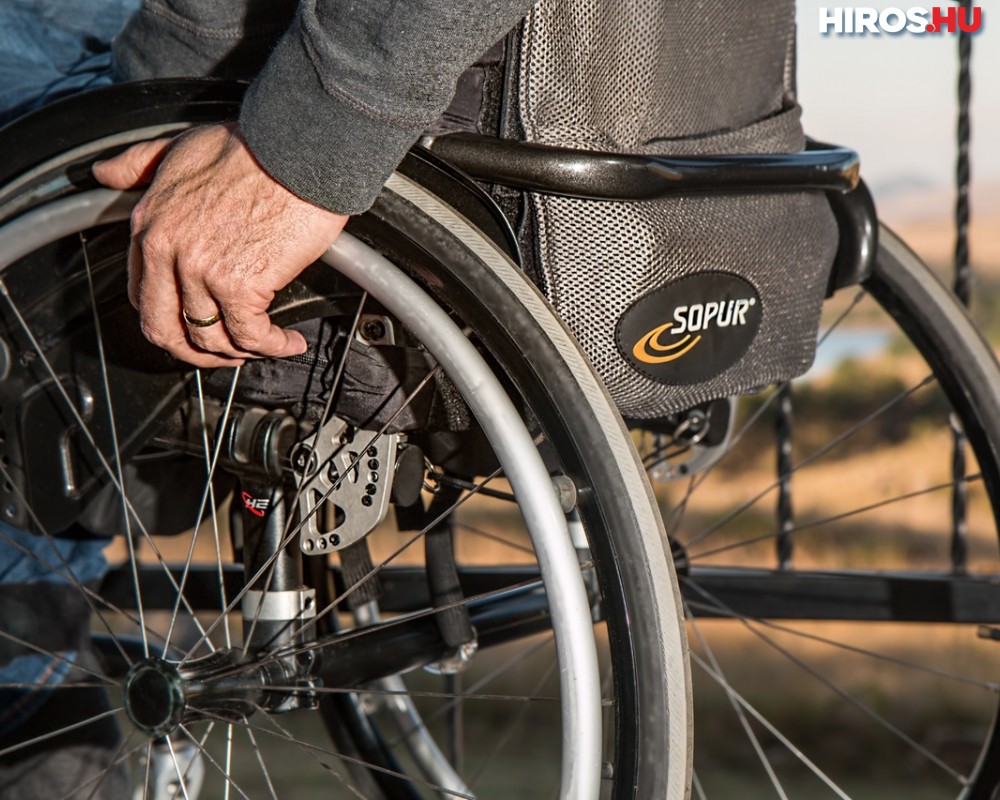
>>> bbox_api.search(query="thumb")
[92,138,175,189]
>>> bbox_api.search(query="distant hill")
[873,180,1000,276]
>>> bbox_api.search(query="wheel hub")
[123,650,277,737]
[123,658,185,738]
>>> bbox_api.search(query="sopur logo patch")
[616,272,762,385]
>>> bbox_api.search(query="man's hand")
[92,123,348,367]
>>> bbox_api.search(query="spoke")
[196,369,233,650]
[223,723,234,800]
[177,723,253,800]
[690,472,983,561]
[433,473,517,503]
[81,232,149,657]
[165,738,193,800]
[685,375,936,549]
[264,684,558,703]
[245,726,280,800]
[469,656,558,788]
[236,294,367,657]
[167,722,217,800]
[456,521,536,556]
[183,360,439,666]
[0,278,214,652]
[683,595,1000,693]
[0,463,136,666]
[686,605,788,800]
[817,288,867,349]
[281,462,504,647]
[213,711,369,800]
[684,579,968,784]
[0,681,110,690]
[691,651,852,800]
[663,474,698,539]
[143,741,152,800]
[0,527,183,661]
[242,707,478,800]
[0,628,114,685]
[82,731,134,800]
[692,770,708,800]
[164,366,241,652]
[388,633,555,748]
[54,736,147,800]
[0,706,122,759]
[245,571,543,684]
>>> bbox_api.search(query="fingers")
[92,138,174,189]
[215,299,309,359]
[184,275,307,359]
[131,229,244,369]
[129,216,307,365]
[105,124,336,368]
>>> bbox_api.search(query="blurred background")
[797,0,999,286]
[682,8,1000,796]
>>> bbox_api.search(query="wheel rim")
[643,229,1000,797]
[0,186,656,799]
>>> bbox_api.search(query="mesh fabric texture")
[516,0,839,418]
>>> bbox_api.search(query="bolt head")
[291,446,314,473]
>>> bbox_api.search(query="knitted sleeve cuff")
[238,18,426,215]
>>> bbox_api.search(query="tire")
[652,227,1000,798]
[0,81,690,799]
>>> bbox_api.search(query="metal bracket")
[294,417,399,554]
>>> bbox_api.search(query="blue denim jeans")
[0,527,109,734]
[0,0,140,127]
[0,0,139,733]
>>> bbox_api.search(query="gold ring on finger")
[182,309,222,328]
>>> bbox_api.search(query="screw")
[367,446,378,458]
[362,320,386,341]
[687,409,708,433]
[367,458,379,470]
[361,496,373,507]
[365,483,377,495]
[292,446,313,473]
[368,471,379,483]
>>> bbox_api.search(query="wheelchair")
[0,53,997,800]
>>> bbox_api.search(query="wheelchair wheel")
[650,227,1000,797]
[0,82,689,799]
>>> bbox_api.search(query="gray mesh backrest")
[515,0,839,418]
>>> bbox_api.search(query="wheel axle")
[123,650,271,737]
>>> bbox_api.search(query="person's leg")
[0,0,140,126]
[0,527,127,800]
[0,4,141,794]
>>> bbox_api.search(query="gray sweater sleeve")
[114,0,536,214]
